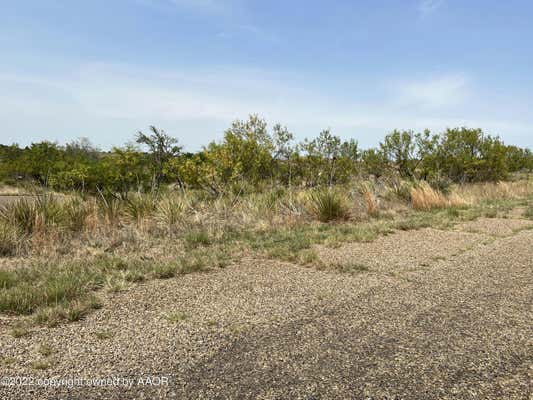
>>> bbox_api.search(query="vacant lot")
[1,214,532,399]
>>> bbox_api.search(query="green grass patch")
[184,229,212,248]
[166,311,188,323]
[0,254,215,321]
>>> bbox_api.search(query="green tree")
[100,145,149,197]
[361,148,389,178]
[379,130,418,178]
[272,123,296,186]
[437,127,508,182]
[136,126,182,189]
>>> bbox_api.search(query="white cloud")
[0,64,531,149]
[391,74,469,109]
[418,0,445,18]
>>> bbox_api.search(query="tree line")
[1,115,531,196]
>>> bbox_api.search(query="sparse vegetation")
[37,343,54,357]
[0,117,531,331]
[1,356,16,366]
[166,311,188,323]
[9,322,30,338]
[94,330,114,340]
[31,359,53,370]
[309,189,349,222]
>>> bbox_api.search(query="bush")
[60,198,89,231]
[309,189,349,222]
[0,194,61,234]
[156,197,185,227]
[124,193,156,225]
[428,176,452,194]
[0,197,37,233]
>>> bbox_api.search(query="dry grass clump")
[362,184,379,217]
[97,196,122,226]
[0,222,24,256]
[61,198,90,232]
[411,183,467,211]
[308,189,350,222]
[124,193,156,226]
[456,180,533,203]
[155,196,186,229]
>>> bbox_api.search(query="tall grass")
[362,185,379,217]
[411,183,466,211]
[61,198,89,231]
[308,189,349,222]
[124,193,156,225]
[156,196,186,228]
[0,223,23,256]
[97,196,122,226]
[456,180,533,203]
[0,194,61,234]
[0,255,210,318]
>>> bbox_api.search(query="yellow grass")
[455,180,533,203]
[362,185,379,216]
[411,183,467,211]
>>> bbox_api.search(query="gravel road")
[1,218,532,399]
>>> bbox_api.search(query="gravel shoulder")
[1,220,532,399]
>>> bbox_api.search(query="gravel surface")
[455,217,533,237]
[1,220,532,399]
[315,228,489,274]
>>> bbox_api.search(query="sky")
[0,0,532,150]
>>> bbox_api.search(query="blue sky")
[1,0,532,150]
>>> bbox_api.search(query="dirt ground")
[1,218,532,399]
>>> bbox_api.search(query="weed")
[0,269,18,289]
[166,311,187,323]
[37,344,54,357]
[94,330,114,340]
[298,249,320,265]
[124,269,146,283]
[156,197,185,227]
[362,185,379,217]
[483,208,498,218]
[184,229,211,248]
[34,306,67,327]
[333,262,369,273]
[67,302,90,322]
[446,207,461,218]
[10,322,30,338]
[178,253,210,274]
[0,223,22,256]
[31,359,52,370]
[88,295,103,310]
[308,189,349,222]
[97,196,122,226]
[152,263,177,279]
[124,193,156,225]
[1,356,16,366]
[61,198,88,231]
[411,184,448,211]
